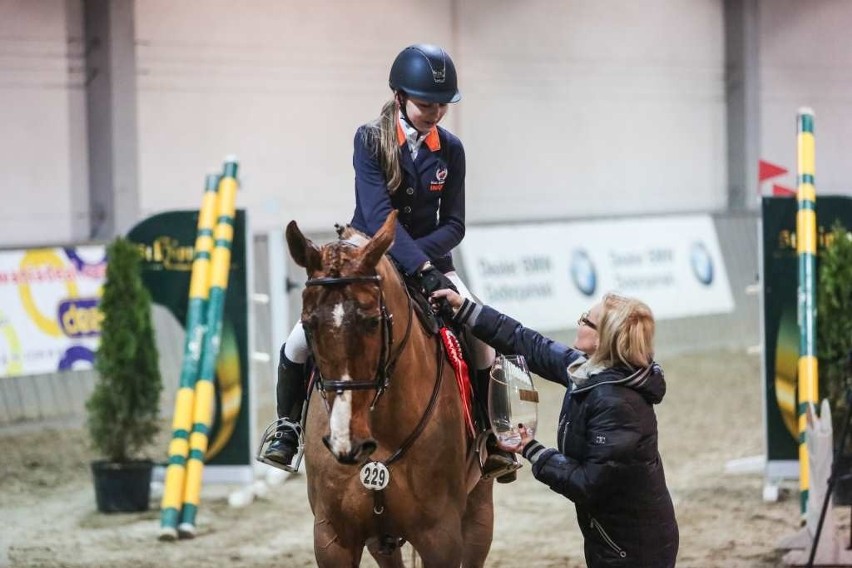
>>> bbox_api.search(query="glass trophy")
[488,354,538,447]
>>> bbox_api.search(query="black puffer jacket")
[457,301,678,567]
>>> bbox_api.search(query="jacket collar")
[568,359,666,404]
[396,114,441,153]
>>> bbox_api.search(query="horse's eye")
[364,316,381,332]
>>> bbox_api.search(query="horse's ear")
[360,211,397,269]
[286,220,322,272]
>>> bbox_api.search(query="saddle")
[403,276,441,336]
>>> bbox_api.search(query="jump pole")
[796,107,818,518]
[178,156,239,538]
[159,173,219,540]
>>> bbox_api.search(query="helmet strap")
[395,91,416,132]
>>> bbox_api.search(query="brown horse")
[285,211,494,567]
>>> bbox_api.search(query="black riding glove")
[419,266,458,296]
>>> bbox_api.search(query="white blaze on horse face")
[329,373,353,456]
[332,303,345,328]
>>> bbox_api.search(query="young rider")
[264,44,516,482]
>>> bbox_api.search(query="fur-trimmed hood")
[568,358,666,405]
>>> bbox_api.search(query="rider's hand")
[419,266,458,296]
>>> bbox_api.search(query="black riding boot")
[474,368,519,484]
[263,346,306,467]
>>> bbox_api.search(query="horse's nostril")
[360,440,378,457]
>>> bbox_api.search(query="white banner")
[460,215,734,332]
[0,246,106,378]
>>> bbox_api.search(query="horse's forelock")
[319,242,348,278]
[333,227,393,275]
[339,224,367,243]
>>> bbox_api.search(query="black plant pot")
[833,454,852,506]
[91,460,154,513]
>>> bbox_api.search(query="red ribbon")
[439,327,476,438]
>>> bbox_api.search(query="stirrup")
[256,417,304,473]
[475,430,522,480]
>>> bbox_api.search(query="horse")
[285,210,495,567]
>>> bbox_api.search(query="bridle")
[302,272,414,410]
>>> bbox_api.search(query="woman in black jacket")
[433,289,679,567]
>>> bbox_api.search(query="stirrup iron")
[256,417,305,473]
[475,429,522,480]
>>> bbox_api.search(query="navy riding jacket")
[349,120,465,275]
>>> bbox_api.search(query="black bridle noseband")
[303,273,413,409]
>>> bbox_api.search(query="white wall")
[759,0,852,197]
[457,0,726,222]
[2,1,851,246]
[134,0,726,233]
[134,0,456,233]
[0,0,88,247]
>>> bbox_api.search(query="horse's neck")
[373,300,446,437]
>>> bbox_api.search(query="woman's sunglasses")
[578,312,597,331]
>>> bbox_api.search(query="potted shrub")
[817,221,852,504]
[86,237,163,512]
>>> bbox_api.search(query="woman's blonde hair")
[362,99,403,194]
[589,292,655,369]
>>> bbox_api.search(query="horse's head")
[286,211,403,465]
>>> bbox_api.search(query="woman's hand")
[496,423,535,454]
[430,288,464,315]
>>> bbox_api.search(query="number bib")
[360,461,390,491]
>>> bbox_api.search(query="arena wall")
[0,211,759,425]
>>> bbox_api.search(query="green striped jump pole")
[158,173,220,540]
[796,108,818,517]
[178,156,239,538]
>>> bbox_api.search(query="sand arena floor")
[1,348,838,567]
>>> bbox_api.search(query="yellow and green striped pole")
[158,173,219,540]
[796,108,818,517]
[178,157,239,538]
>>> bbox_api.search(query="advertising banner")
[127,210,251,472]
[460,215,734,332]
[762,196,852,476]
[0,246,106,378]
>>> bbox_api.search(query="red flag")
[772,184,796,197]
[759,160,788,182]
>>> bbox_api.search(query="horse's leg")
[313,517,363,568]
[407,521,464,568]
[365,540,406,568]
[461,478,495,568]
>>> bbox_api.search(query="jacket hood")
[568,359,666,404]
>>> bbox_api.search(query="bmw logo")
[690,242,714,286]
[570,250,596,296]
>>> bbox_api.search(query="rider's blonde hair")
[361,99,403,195]
[589,293,655,370]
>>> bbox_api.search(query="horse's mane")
[338,224,368,245]
[335,223,398,281]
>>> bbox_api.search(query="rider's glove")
[418,265,458,296]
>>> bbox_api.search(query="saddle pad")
[439,327,476,438]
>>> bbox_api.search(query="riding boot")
[474,368,519,484]
[262,346,307,467]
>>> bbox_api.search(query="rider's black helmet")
[388,44,461,104]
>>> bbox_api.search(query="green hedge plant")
[817,221,852,448]
[86,237,162,463]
